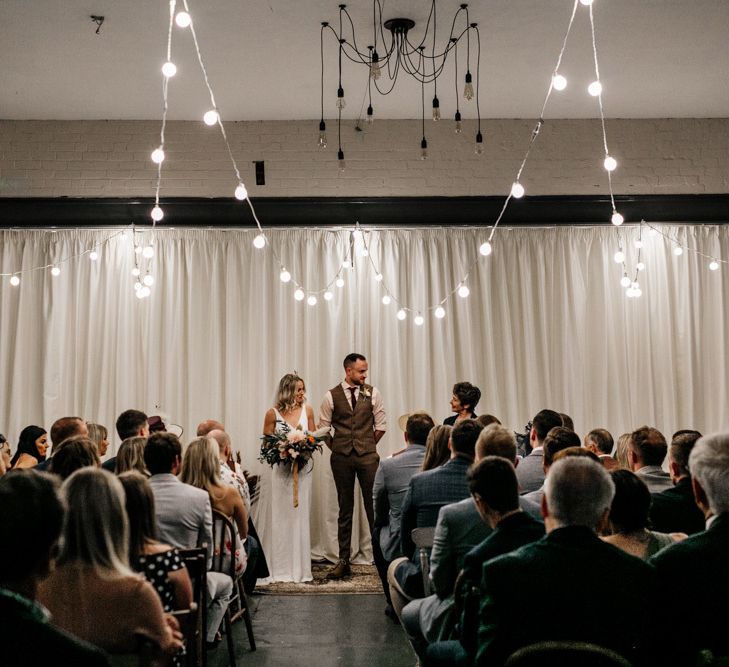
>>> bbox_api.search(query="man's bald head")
[197,420,225,437]
[208,429,231,459]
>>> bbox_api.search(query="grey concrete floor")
[208,593,415,667]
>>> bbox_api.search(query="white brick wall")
[0,118,727,197]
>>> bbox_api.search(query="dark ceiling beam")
[0,195,727,228]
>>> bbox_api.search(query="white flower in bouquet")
[287,430,306,443]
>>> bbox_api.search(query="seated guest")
[10,425,48,469]
[476,457,659,667]
[388,419,483,616]
[444,382,481,425]
[145,432,233,646]
[0,434,11,476]
[521,426,581,506]
[179,437,248,576]
[38,468,182,659]
[86,423,110,460]
[115,437,149,476]
[35,417,89,472]
[651,432,729,664]
[119,472,193,612]
[602,469,685,559]
[103,410,149,473]
[0,471,109,667]
[515,409,563,494]
[475,414,500,428]
[584,428,619,470]
[373,412,434,618]
[400,455,493,659]
[208,429,251,513]
[427,457,545,666]
[649,430,705,535]
[197,419,225,436]
[559,412,574,431]
[49,436,100,480]
[422,424,452,471]
[629,425,673,492]
[615,432,632,469]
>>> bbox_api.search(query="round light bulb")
[9,275,20,286]
[143,245,154,258]
[294,289,305,301]
[604,156,617,172]
[361,248,369,257]
[634,239,643,249]
[335,277,345,288]
[397,309,407,321]
[709,260,720,271]
[140,286,151,298]
[234,183,248,201]
[175,11,192,27]
[324,290,334,301]
[414,314,425,326]
[203,110,219,126]
[162,61,177,78]
[479,241,493,256]
[143,274,154,287]
[637,262,646,271]
[134,280,142,291]
[374,273,383,282]
[151,147,165,164]
[674,246,684,256]
[588,81,602,97]
[511,182,525,199]
[151,205,164,222]
[51,266,61,277]
[135,246,142,255]
[434,306,446,319]
[620,276,631,287]
[135,286,145,299]
[131,267,141,277]
[552,74,567,91]
[614,250,625,263]
[580,0,593,5]
[342,259,352,269]
[307,295,318,306]
[611,211,624,226]
[253,234,266,249]
[280,269,291,283]
[89,251,99,261]
[382,295,391,305]
[632,282,642,298]
[458,284,470,298]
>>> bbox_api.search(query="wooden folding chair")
[212,510,256,655]
[411,526,436,596]
[178,547,208,667]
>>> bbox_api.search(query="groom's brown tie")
[349,386,357,411]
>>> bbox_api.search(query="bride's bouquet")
[259,425,328,507]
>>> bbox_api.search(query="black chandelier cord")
[475,25,482,134]
[432,0,438,101]
[420,51,426,141]
[454,37,459,107]
[403,9,465,60]
[466,6,471,73]
[400,25,470,83]
[320,24,326,122]
[340,6,395,67]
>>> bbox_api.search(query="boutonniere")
[361,386,372,399]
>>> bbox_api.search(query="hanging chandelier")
[318,2,483,170]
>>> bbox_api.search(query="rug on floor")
[255,563,382,595]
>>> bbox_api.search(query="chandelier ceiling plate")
[383,18,416,34]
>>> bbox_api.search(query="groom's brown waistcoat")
[329,383,376,455]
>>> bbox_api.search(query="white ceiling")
[1,0,727,121]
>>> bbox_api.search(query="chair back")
[505,641,633,667]
[411,526,436,595]
[211,510,239,580]
[178,548,207,667]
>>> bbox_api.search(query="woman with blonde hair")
[38,467,182,660]
[179,437,248,574]
[86,422,110,459]
[422,424,452,471]
[615,432,632,469]
[115,436,149,476]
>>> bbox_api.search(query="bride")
[261,373,317,582]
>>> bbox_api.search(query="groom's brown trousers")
[330,450,379,561]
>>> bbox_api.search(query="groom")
[320,353,387,579]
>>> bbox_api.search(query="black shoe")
[326,559,351,579]
[384,604,400,625]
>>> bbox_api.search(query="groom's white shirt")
[319,381,387,433]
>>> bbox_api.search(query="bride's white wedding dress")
[261,406,313,583]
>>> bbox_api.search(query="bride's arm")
[262,408,276,436]
[306,405,316,432]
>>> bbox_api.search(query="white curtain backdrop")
[1,224,728,561]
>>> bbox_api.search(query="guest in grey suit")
[373,412,434,612]
[145,432,233,645]
[521,427,582,507]
[515,409,562,494]
[628,425,673,493]
[388,419,484,616]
